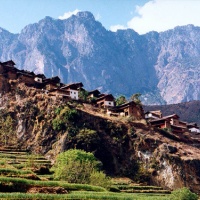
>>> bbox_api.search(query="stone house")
[17,71,35,86]
[95,94,115,108]
[187,123,200,133]
[44,76,61,90]
[145,110,162,120]
[60,82,83,100]
[149,114,188,134]
[107,101,144,119]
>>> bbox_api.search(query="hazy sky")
[1,0,200,34]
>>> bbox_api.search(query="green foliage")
[0,115,15,145]
[170,187,198,200]
[64,109,78,121]
[88,97,97,103]
[52,106,79,131]
[116,95,127,106]
[52,118,65,131]
[54,107,63,115]
[76,128,100,146]
[79,89,89,102]
[0,176,106,192]
[131,93,142,105]
[53,149,104,185]
[89,171,111,188]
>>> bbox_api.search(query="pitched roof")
[61,82,83,90]
[88,89,100,96]
[107,101,136,112]
[96,94,115,101]
[2,60,15,66]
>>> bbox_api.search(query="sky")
[1,0,200,35]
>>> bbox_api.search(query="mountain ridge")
[0,11,200,105]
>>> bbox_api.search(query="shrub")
[170,187,198,200]
[89,171,111,188]
[53,149,102,184]
[52,118,65,131]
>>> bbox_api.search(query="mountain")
[0,11,200,105]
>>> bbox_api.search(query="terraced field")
[0,147,173,199]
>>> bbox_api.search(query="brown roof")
[149,114,179,123]
[96,94,115,102]
[61,82,83,90]
[44,76,60,84]
[171,124,187,130]
[159,114,180,120]
[2,60,15,67]
[35,74,46,79]
[88,89,101,96]
[108,101,136,111]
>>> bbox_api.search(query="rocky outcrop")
[0,12,200,104]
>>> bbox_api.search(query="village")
[0,60,199,136]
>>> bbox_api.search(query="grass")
[0,168,33,175]
[0,176,107,192]
[116,185,164,190]
[0,191,171,200]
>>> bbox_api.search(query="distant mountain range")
[0,11,200,105]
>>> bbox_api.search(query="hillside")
[0,70,199,194]
[144,100,200,126]
[0,12,200,104]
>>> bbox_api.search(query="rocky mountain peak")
[0,13,200,105]
[76,11,95,20]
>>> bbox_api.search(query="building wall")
[46,83,57,90]
[104,100,114,107]
[19,76,35,85]
[189,128,200,133]
[171,118,179,126]
[8,71,17,80]
[69,89,79,100]
[34,77,43,83]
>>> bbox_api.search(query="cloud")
[111,0,200,34]
[58,9,80,20]
[110,25,126,32]
[129,0,200,34]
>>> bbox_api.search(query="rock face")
[0,12,200,104]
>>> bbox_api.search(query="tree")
[131,93,142,105]
[116,95,127,106]
[53,149,102,183]
[0,115,15,146]
[78,89,89,102]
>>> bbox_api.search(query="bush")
[170,187,198,200]
[52,118,65,131]
[53,149,102,184]
[89,171,111,188]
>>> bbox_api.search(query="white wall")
[69,89,79,100]
[104,101,114,107]
[189,127,200,133]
